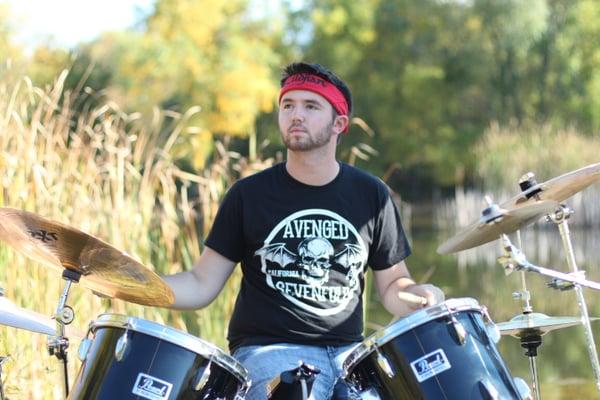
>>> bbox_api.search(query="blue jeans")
[232,343,359,400]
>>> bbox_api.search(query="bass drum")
[343,298,525,399]
[69,314,250,400]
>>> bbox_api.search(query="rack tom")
[69,314,250,400]
[343,298,525,399]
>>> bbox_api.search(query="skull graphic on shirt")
[255,209,368,316]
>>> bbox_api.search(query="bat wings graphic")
[255,243,297,267]
[255,242,365,270]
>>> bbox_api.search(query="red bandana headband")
[279,73,349,133]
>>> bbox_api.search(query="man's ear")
[333,115,349,134]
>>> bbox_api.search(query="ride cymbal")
[438,163,600,255]
[497,312,599,338]
[0,208,174,307]
[503,163,600,208]
[437,200,558,254]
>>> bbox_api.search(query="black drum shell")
[68,323,247,400]
[344,304,522,399]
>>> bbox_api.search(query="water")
[366,227,600,399]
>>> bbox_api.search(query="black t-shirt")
[205,162,411,352]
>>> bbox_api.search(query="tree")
[68,0,283,169]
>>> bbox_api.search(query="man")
[164,62,444,399]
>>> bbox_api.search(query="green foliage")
[287,0,600,187]
[62,0,283,170]
[26,46,72,86]
[286,0,490,183]
[303,0,380,77]
[7,0,600,187]
[351,0,491,184]
[475,0,548,51]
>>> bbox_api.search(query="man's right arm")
[163,247,237,310]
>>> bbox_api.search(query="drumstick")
[397,291,428,306]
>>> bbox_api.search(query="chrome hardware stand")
[547,205,600,392]
[510,230,541,400]
[0,355,8,400]
[48,269,81,398]
[519,334,542,400]
[499,234,600,394]
[267,362,320,400]
[498,236,600,291]
[0,288,5,399]
[514,231,533,314]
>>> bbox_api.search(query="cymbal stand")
[512,230,541,400]
[498,236,600,291]
[547,204,600,391]
[513,231,533,314]
[499,234,600,393]
[0,355,8,400]
[517,332,543,400]
[0,287,7,400]
[48,269,81,398]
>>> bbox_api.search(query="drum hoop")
[90,313,249,382]
[343,297,482,375]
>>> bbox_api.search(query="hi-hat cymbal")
[0,208,174,307]
[497,312,599,338]
[437,200,558,254]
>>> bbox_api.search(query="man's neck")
[285,150,340,186]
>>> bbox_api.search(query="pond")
[367,226,600,400]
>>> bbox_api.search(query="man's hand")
[401,283,445,310]
[373,261,445,317]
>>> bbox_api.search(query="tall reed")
[0,69,270,398]
[474,122,600,191]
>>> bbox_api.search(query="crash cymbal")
[437,200,558,254]
[502,163,600,208]
[497,312,599,338]
[0,208,174,307]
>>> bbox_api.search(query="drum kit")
[0,163,599,399]
[343,162,600,400]
[0,208,250,400]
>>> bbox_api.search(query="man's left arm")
[372,260,445,317]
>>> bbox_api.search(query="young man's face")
[278,89,343,152]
